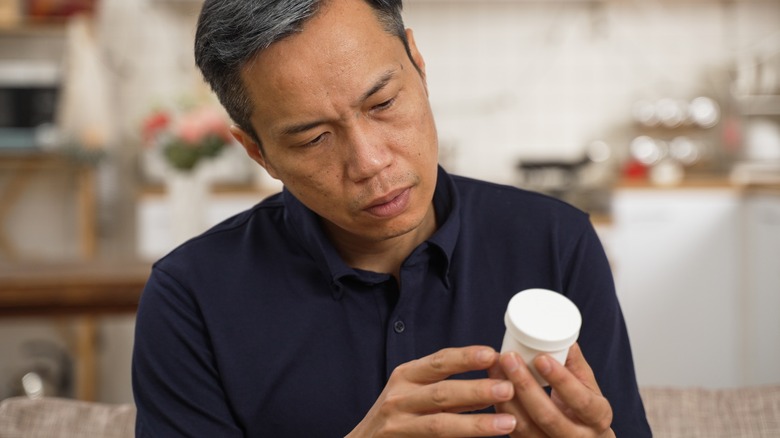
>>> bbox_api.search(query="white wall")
[404,0,780,183]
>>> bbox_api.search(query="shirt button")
[393,320,406,334]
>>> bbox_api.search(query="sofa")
[640,385,780,437]
[0,385,779,437]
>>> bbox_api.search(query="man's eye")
[305,132,328,147]
[373,98,395,111]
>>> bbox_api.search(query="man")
[132,0,652,436]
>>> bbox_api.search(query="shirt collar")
[282,165,461,298]
[427,166,461,283]
[282,189,355,295]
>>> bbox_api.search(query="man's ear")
[230,124,278,179]
[405,28,427,84]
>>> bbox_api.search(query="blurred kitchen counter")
[587,173,780,227]
[615,174,780,193]
[0,260,150,316]
[0,259,150,401]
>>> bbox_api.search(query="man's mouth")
[364,187,412,218]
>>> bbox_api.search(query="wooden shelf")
[0,261,149,317]
[139,181,265,196]
[0,17,67,36]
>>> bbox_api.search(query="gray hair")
[194,0,410,146]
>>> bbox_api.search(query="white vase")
[165,165,211,247]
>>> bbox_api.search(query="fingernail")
[503,353,520,372]
[477,348,494,364]
[492,381,513,399]
[536,355,552,375]
[494,414,517,432]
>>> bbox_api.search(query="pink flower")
[141,103,232,171]
[175,107,231,144]
[142,110,171,146]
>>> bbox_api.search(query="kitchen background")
[0,0,778,405]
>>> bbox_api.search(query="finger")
[486,362,534,424]
[398,378,514,414]
[500,352,574,437]
[494,397,546,438]
[495,353,550,437]
[549,344,599,418]
[404,412,517,437]
[562,343,600,393]
[399,346,498,384]
[535,353,613,431]
[486,360,506,381]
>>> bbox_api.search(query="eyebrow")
[359,68,396,103]
[280,119,328,137]
[278,68,398,137]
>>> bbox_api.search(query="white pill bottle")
[500,288,582,386]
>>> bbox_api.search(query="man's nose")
[343,123,392,182]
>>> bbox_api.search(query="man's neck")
[324,205,438,280]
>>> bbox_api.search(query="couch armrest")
[0,396,135,438]
[641,385,780,437]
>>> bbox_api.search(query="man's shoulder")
[140,190,306,318]
[450,173,588,222]
[206,191,286,234]
[153,192,287,272]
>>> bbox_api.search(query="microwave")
[0,61,61,149]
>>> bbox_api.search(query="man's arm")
[132,267,242,437]
[560,221,650,436]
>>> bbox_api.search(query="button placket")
[385,252,431,376]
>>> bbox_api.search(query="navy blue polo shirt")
[132,167,651,437]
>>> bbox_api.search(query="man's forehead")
[241,0,382,79]
[259,12,402,78]
[238,1,406,126]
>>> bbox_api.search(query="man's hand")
[488,343,615,438]
[346,346,518,437]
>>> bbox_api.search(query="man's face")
[234,0,439,247]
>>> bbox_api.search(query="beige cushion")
[1,386,779,437]
[641,385,780,437]
[0,396,135,438]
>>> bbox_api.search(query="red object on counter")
[622,159,648,180]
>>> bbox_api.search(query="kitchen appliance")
[515,140,614,213]
[0,60,61,149]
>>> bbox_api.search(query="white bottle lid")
[504,289,582,352]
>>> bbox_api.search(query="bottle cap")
[504,289,581,352]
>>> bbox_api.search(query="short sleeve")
[132,266,243,437]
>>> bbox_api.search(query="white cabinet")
[610,188,744,388]
[136,191,265,261]
[742,193,780,386]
